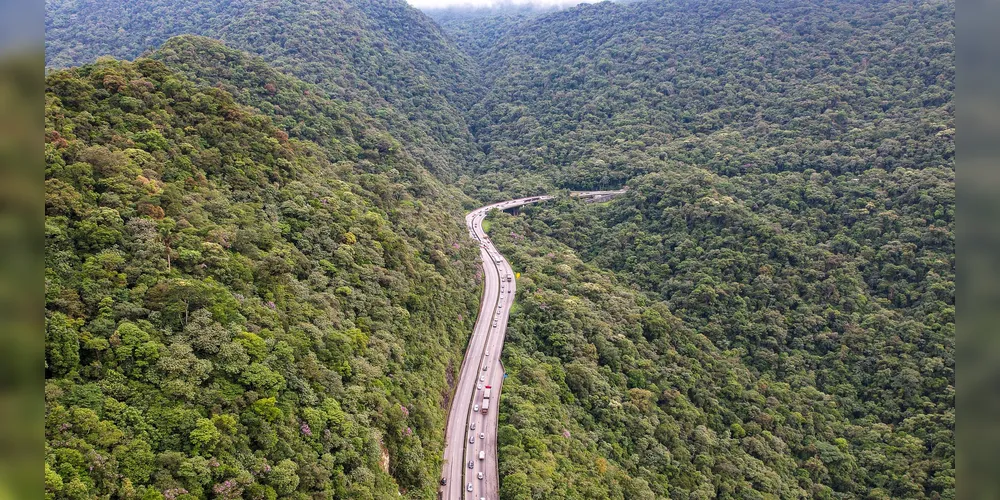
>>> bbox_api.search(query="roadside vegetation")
[45,45,482,498]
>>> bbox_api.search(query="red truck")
[481,385,492,414]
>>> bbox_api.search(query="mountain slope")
[484,197,951,499]
[45,0,484,182]
[45,48,482,498]
[440,0,954,497]
[43,0,955,498]
[458,0,953,194]
[516,168,954,498]
[425,4,557,63]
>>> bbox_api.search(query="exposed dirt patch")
[442,359,455,410]
[379,435,390,474]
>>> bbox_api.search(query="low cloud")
[408,0,598,9]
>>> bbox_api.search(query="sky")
[406,0,598,9]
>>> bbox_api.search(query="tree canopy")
[45,43,483,499]
[43,0,954,498]
[439,0,953,497]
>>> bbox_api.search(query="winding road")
[439,196,553,500]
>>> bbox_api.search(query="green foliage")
[46,312,81,377]
[268,459,300,496]
[45,0,484,183]
[487,207,952,498]
[189,418,220,454]
[447,0,954,201]
[44,46,483,498]
[43,0,954,498]
[434,1,954,497]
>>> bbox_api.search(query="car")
[473,404,479,412]
[492,321,497,327]
[485,351,489,356]
[469,435,475,443]
[470,422,476,430]
[480,374,486,382]
[468,460,474,469]
[467,483,473,492]
[478,472,484,480]
[440,478,447,485]
[480,432,485,439]
[482,366,488,372]
[477,382,482,389]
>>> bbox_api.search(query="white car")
[467,483,473,492]
[469,435,475,443]
[470,422,476,430]
[473,404,479,412]
[477,471,484,480]
[480,374,486,382]
[480,432,485,439]
[477,382,482,389]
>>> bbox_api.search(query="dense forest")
[45,0,954,498]
[450,0,953,198]
[45,0,484,182]
[425,4,559,62]
[439,0,954,497]
[484,204,951,498]
[45,39,486,498]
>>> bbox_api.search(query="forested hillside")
[438,0,954,498]
[507,173,953,498]
[453,0,953,197]
[45,0,483,182]
[485,205,951,498]
[43,0,954,498]
[44,44,483,498]
[425,4,556,62]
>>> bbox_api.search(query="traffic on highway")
[439,196,553,500]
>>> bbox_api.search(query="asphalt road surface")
[439,196,553,500]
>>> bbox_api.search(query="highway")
[439,195,553,500]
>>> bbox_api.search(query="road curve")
[439,196,553,500]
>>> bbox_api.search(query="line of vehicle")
[458,246,504,491]
[443,196,556,499]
